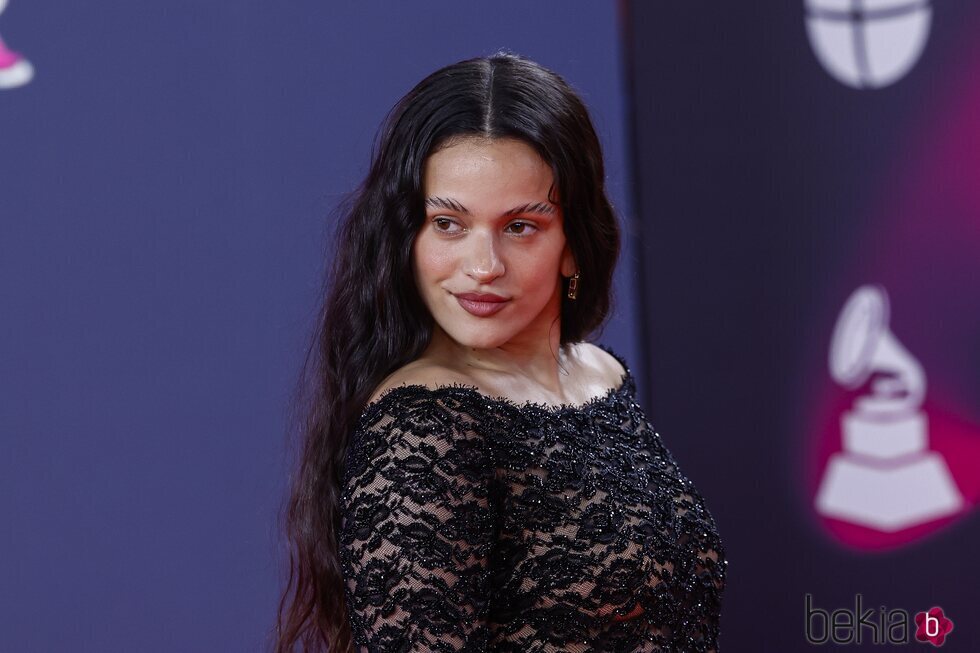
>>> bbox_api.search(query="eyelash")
[431,217,539,237]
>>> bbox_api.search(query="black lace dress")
[339,345,727,652]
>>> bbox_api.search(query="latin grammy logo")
[814,284,964,531]
[804,0,931,89]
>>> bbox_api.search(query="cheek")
[412,233,453,283]
[513,240,564,276]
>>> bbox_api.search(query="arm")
[339,393,496,652]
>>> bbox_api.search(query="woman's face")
[413,136,576,351]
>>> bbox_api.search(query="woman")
[275,52,727,652]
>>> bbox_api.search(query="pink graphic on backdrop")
[814,285,964,535]
[806,7,980,551]
[810,286,978,551]
[0,0,33,89]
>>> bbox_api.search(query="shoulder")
[351,365,490,480]
[347,367,493,505]
[577,341,629,388]
[366,359,476,407]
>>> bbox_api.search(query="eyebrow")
[424,196,556,216]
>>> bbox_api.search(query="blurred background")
[1,1,977,651]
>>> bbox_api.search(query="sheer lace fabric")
[339,346,727,652]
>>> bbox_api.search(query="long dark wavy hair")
[273,51,621,652]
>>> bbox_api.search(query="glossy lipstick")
[454,292,510,317]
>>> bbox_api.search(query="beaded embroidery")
[339,344,727,652]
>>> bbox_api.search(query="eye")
[432,217,462,234]
[506,221,539,237]
[430,217,539,237]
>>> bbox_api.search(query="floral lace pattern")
[339,345,727,652]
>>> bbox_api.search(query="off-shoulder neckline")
[359,343,634,419]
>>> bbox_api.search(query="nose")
[463,231,505,283]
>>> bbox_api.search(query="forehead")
[423,137,554,199]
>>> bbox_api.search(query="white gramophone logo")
[804,0,932,89]
[0,0,33,89]
[815,285,963,531]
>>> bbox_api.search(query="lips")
[455,292,509,302]
[454,292,511,317]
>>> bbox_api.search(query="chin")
[441,326,513,350]
[451,334,507,350]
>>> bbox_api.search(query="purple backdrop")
[0,3,635,651]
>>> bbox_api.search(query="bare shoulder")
[366,360,474,406]
[366,343,626,408]
[577,342,628,388]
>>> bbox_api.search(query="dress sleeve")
[338,390,496,652]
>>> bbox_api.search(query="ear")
[560,242,577,278]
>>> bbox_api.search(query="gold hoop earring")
[567,271,580,300]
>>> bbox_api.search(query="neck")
[424,326,575,395]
